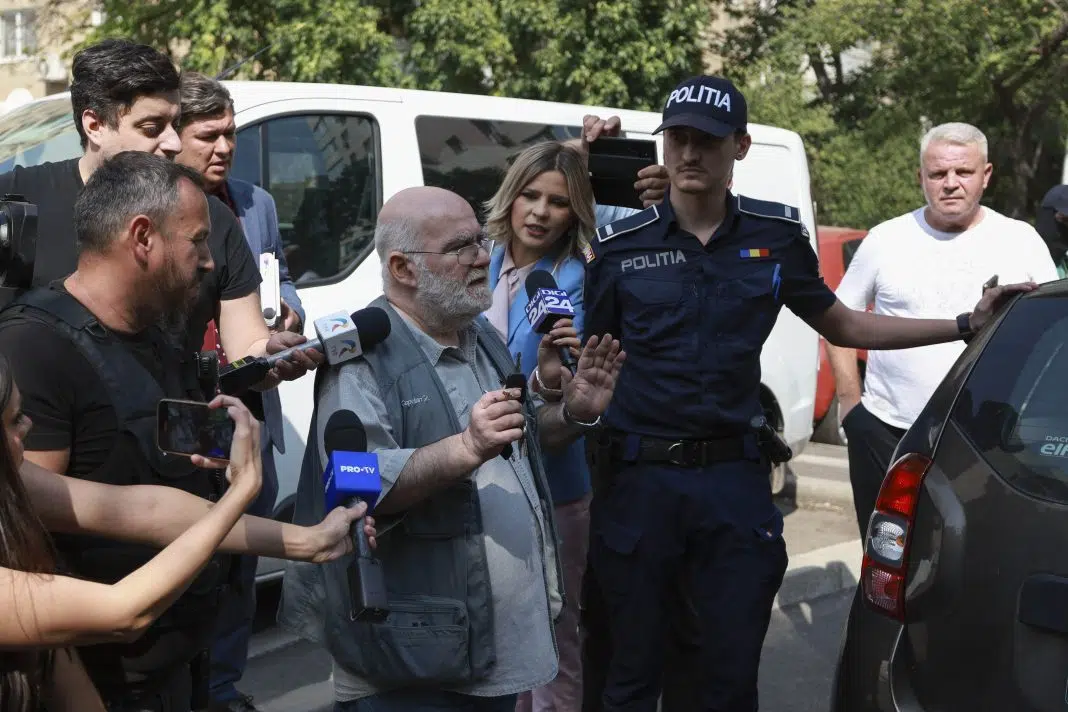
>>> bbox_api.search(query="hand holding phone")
[157,395,263,507]
[586,136,658,210]
[157,398,237,462]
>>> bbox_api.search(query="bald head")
[378,186,473,230]
[375,186,481,271]
[375,186,491,334]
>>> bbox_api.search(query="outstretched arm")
[808,282,1038,349]
[0,396,263,649]
[21,460,372,564]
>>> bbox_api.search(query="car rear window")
[951,293,1068,503]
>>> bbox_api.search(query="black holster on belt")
[751,415,793,465]
[585,428,618,496]
[190,649,210,711]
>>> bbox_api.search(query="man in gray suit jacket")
[177,72,305,712]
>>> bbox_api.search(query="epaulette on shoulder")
[737,195,802,224]
[596,205,661,244]
[736,194,810,239]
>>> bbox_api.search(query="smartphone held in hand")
[156,398,235,461]
[586,136,658,209]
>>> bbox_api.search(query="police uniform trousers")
[586,454,788,712]
[581,553,703,712]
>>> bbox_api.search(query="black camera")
[0,193,38,308]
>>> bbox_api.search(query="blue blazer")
[227,177,306,454]
[488,245,590,504]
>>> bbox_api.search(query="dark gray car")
[832,278,1068,711]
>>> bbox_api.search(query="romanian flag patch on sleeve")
[583,243,596,264]
[740,248,771,259]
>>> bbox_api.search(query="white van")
[0,82,820,579]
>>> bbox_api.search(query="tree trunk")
[1006,144,1032,220]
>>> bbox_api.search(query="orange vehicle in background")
[812,225,869,445]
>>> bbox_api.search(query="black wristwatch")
[957,312,976,343]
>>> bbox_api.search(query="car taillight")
[861,452,933,621]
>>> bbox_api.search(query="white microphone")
[259,253,282,329]
[218,307,391,396]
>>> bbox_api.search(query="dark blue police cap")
[653,75,747,138]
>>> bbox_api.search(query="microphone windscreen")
[323,409,367,454]
[525,269,558,299]
[350,307,391,349]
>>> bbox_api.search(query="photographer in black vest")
[0,152,242,710]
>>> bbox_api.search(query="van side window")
[0,97,82,172]
[951,298,1068,503]
[231,113,380,285]
[415,116,581,218]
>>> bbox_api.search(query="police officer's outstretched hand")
[561,334,627,421]
[967,281,1040,332]
[461,388,525,463]
[191,395,262,505]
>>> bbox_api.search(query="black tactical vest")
[0,287,233,624]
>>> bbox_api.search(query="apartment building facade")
[0,0,100,113]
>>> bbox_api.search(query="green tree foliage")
[52,0,708,112]
[496,0,711,110]
[720,0,1068,228]
[49,0,405,86]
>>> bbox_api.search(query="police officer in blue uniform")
[581,75,1036,712]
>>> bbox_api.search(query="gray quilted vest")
[278,296,564,687]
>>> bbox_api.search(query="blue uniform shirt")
[583,191,836,439]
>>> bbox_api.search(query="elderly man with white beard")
[279,186,626,712]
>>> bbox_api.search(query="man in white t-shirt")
[829,121,1060,536]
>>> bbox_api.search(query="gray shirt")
[318,310,558,701]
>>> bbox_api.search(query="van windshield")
[0,98,81,173]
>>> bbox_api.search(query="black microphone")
[219,306,391,396]
[500,353,526,461]
[524,270,578,374]
[323,410,389,623]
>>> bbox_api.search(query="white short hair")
[375,216,420,284]
[920,122,988,163]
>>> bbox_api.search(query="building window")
[0,10,36,60]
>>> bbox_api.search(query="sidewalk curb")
[249,627,302,661]
[774,538,862,610]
